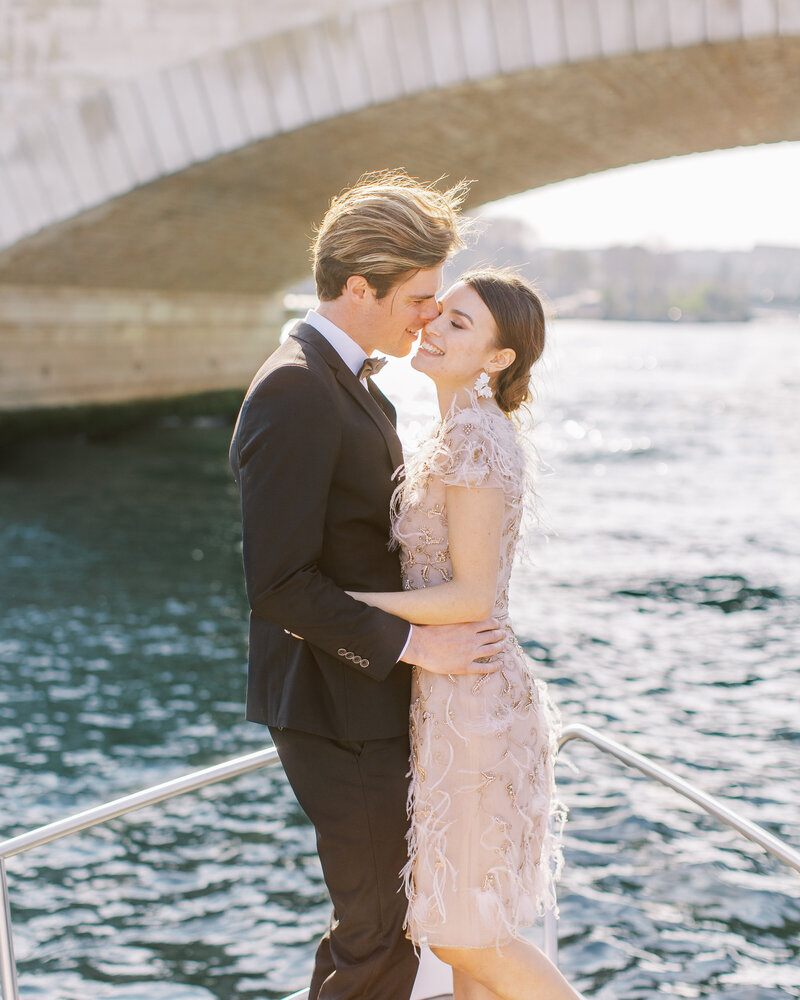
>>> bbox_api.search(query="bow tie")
[358,356,388,380]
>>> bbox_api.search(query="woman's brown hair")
[462,269,546,414]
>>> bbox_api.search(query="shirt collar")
[304,309,368,377]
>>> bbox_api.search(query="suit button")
[345,651,356,660]
[361,659,370,668]
[353,656,363,666]
[337,648,347,656]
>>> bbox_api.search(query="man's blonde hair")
[312,169,472,300]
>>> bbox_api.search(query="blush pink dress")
[392,397,564,949]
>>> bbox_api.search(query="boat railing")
[2,725,799,1000]
[542,724,800,964]
[0,746,280,1000]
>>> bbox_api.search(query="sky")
[479,141,800,252]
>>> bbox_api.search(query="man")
[229,171,504,1000]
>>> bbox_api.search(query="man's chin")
[384,341,415,360]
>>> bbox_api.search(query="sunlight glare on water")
[1,318,798,999]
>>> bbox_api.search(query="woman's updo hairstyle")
[462,268,546,414]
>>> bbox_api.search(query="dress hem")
[406,918,548,951]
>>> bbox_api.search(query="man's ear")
[488,348,516,373]
[344,274,371,302]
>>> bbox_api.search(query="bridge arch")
[1,0,799,295]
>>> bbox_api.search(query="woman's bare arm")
[347,485,504,625]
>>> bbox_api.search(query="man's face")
[365,266,444,357]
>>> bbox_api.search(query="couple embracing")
[230,171,578,1000]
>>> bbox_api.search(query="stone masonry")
[1,0,799,411]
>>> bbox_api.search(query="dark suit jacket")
[229,323,412,740]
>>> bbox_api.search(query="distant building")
[453,219,800,322]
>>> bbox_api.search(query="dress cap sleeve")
[427,399,525,492]
[438,412,505,489]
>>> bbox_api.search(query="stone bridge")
[2,0,799,412]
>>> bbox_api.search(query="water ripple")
[2,320,799,998]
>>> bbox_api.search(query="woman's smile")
[417,338,444,356]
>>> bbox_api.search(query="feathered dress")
[392,396,564,949]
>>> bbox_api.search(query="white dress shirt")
[304,309,367,377]
[302,310,414,662]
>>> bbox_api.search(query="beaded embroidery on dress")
[392,395,564,949]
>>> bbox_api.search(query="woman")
[348,269,580,1000]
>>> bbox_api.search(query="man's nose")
[419,298,441,323]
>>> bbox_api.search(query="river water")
[1,318,798,999]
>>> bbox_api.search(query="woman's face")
[411,281,504,390]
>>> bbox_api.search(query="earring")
[474,371,493,398]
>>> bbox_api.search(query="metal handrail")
[0,745,280,1000]
[558,724,800,872]
[2,727,799,999]
[0,747,279,861]
[541,723,800,966]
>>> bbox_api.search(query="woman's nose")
[424,314,443,336]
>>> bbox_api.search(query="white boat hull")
[282,946,453,1000]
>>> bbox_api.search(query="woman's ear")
[488,348,516,374]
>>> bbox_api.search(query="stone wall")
[0,0,392,130]
[0,284,283,410]
[3,0,798,413]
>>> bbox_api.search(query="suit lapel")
[367,379,397,427]
[292,324,404,471]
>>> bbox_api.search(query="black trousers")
[269,727,418,1000]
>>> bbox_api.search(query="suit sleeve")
[232,364,410,682]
